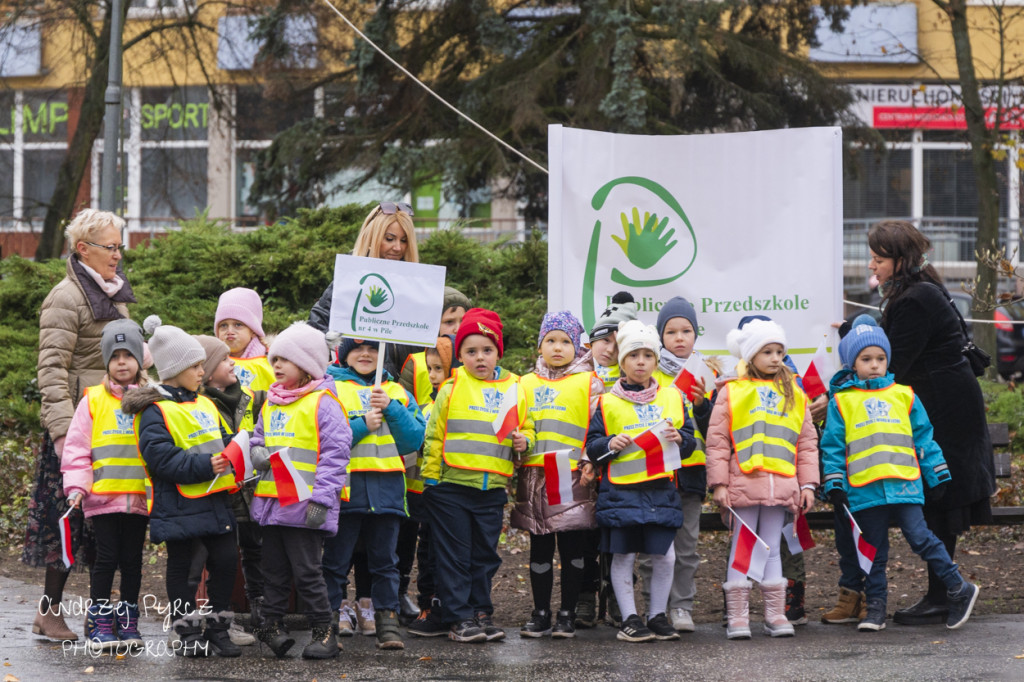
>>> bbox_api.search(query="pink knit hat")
[215,287,265,338]
[268,323,329,381]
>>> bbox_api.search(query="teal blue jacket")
[820,370,951,513]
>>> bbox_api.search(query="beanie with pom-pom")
[725,319,787,363]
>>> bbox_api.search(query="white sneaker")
[670,608,695,633]
[338,600,357,637]
[227,621,256,645]
[357,597,376,636]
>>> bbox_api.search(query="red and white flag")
[543,449,575,506]
[221,430,253,485]
[801,336,835,401]
[727,506,769,582]
[270,448,312,507]
[634,420,681,477]
[673,353,717,402]
[782,514,816,555]
[492,385,520,443]
[846,505,877,575]
[59,505,75,569]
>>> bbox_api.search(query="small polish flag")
[270,448,312,507]
[59,505,75,569]
[801,336,835,401]
[727,506,769,582]
[634,420,681,476]
[543,449,575,506]
[492,385,520,443]
[221,430,253,485]
[673,353,717,402]
[846,505,877,575]
[782,514,817,555]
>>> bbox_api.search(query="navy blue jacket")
[123,384,235,544]
[585,385,694,530]
[326,364,426,517]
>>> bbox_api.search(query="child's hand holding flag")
[673,354,717,404]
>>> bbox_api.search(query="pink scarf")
[78,259,125,297]
[268,378,321,405]
[609,377,658,404]
[533,350,595,380]
[240,335,268,359]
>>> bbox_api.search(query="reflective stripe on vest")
[404,352,434,410]
[254,390,334,499]
[334,380,409,473]
[520,372,591,469]
[653,368,708,467]
[441,368,523,478]
[404,452,424,494]
[147,395,236,498]
[232,356,275,392]
[601,388,686,485]
[87,385,153,511]
[728,379,805,477]
[835,384,921,487]
[594,363,620,390]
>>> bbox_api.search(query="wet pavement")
[3,575,1023,681]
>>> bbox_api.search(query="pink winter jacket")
[61,380,149,519]
[705,377,819,515]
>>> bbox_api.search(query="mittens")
[251,446,272,472]
[305,502,329,529]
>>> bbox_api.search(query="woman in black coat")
[868,220,996,625]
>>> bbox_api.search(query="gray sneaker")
[946,582,979,630]
[857,598,887,632]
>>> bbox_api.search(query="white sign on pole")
[328,255,447,346]
[548,125,843,368]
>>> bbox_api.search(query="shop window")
[923,149,1009,218]
[22,149,65,221]
[141,87,208,142]
[236,85,315,140]
[0,150,13,222]
[843,147,911,219]
[140,147,207,219]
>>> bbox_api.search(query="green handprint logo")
[366,285,389,308]
[611,208,678,270]
[581,176,697,331]
[350,272,396,330]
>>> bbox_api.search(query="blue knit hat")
[839,319,891,369]
[656,296,698,340]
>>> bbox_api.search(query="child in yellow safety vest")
[61,319,151,653]
[122,323,239,658]
[400,286,469,411]
[820,319,979,631]
[215,287,274,391]
[247,323,351,660]
[706,319,819,641]
[322,337,425,651]
[512,310,602,640]
[644,296,720,634]
[585,320,695,644]
[421,308,534,643]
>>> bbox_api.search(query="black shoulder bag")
[938,286,992,377]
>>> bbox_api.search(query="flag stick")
[724,505,770,550]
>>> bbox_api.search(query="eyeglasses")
[377,202,414,217]
[84,241,126,254]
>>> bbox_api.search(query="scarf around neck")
[610,377,658,404]
[658,348,687,376]
[78,259,125,297]
[269,378,320,405]
[534,350,595,380]
[240,335,268,359]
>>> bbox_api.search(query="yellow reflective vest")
[653,367,708,468]
[594,363,620,390]
[232,356,275,392]
[238,386,257,432]
[334,380,410,473]
[442,368,525,478]
[143,395,236,498]
[520,372,592,470]
[402,352,434,410]
[86,385,153,512]
[600,388,686,485]
[835,384,921,487]
[727,379,805,477]
[254,389,337,499]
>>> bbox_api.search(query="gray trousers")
[638,491,702,612]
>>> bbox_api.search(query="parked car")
[949,291,1024,380]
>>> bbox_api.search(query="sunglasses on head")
[378,201,414,216]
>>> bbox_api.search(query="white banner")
[548,125,843,367]
[328,255,447,346]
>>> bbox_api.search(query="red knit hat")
[455,308,504,358]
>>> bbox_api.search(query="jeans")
[322,513,401,612]
[833,502,863,592]
[854,504,963,602]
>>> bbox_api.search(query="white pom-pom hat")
[725,319,787,363]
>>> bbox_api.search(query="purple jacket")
[249,377,352,535]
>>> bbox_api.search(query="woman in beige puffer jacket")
[24,210,136,642]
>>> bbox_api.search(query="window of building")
[0,90,68,228]
[923,148,1009,218]
[843,147,912,219]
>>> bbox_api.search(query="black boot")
[203,611,242,658]
[172,613,208,658]
[302,623,339,659]
[249,596,265,630]
[255,620,295,659]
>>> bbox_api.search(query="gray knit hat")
[268,322,329,381]
[656,296,698,339]
[443,286,472,313]
[150,324,207,381]
[589,291,639,341]
[101,318,145,367]
[194,335,231,382]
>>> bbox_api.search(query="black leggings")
[90,513,148,604]
[166,532,237,616]
[529,530,586,613]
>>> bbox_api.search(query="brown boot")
[32,602,78,641]
[821,587,863,624]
